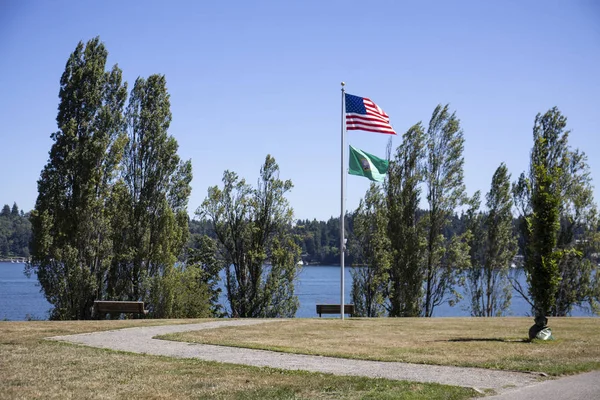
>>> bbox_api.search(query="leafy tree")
[108,74,192,317]
[199,155,300,318]
[463,191,486,314]
[385,123,426,316]
[166,264,214,318]
[184,234,224,317]
[1,205,10,217]
[552,147,600,316]
[529,121,561,319]
[422,104,469,317]
[465,164,516,316]
[514,108,599,324]
[553,225,600,316]
[28,37,127,320]
[350,184,390,317]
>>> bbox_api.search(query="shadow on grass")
[445,338,529,343]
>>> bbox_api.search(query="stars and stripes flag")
[345,93,396,135]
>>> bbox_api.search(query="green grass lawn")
[0,319,479,400]
[160,317,600,376]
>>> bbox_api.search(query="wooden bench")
[316,304,355,317]
[94,301,148,318]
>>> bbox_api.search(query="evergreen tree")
[28,37,127,319]
[199,155,300,318]
[422,104,470,317]
[0,203,31,258]
[0,205,10,256]
[0,236,8,257]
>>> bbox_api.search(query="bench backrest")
[94,301,147,314]
[316,304,355,315]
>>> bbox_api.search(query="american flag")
[345,93,396,135]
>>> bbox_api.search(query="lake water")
[0,262,595,320]
[0,262,53,320]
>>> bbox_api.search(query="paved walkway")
[483,370,600,400]
[47,320,596,398]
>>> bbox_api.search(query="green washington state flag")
[348,145,389,182]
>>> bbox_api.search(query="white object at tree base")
[536,327,554,341]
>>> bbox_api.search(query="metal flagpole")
[340,82,346,320]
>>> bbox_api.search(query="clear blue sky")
[1,1,599,221]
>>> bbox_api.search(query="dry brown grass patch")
[163,317,600,375]
[0,319,478,399]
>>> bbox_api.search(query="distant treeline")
[189,212,524,266]
[0,203,31,258]
[4,204,512,264]
[189,216,356,265]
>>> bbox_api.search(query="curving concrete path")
[47,319,573,396]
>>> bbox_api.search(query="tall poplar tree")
[553,147,599,316]
[385,123,426,316]
[422,104,470,317]
[29,38,127,319]
[514,108,599,328]
[465,164,516,316]
[351,184,390,317]
[108,75,192,316]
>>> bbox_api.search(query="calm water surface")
[0,262,595,320]
[0,262,52,320]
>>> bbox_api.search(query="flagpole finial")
[341,81,345,87]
